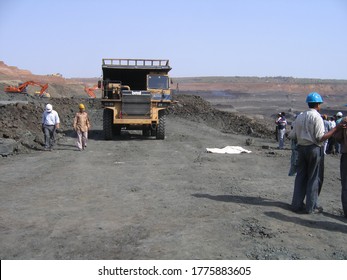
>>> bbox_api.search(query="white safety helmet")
[45,104,53,112]
[336,112,343,117]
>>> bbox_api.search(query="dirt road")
[1,112,346,259]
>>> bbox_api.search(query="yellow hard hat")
[79,103,85,109]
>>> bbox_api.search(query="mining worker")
[289,92,343,214]
[334,116,347,218]
[275,112,287,149]
[73,103,91,151]
[335,112,344,154]
[322,114,332,154]
[41,103,60,151]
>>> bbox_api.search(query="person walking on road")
[73,103,91,151]
[275,112,287,149]
[289,92,342,214]
[334,116,347,218]
[41,104,60,151]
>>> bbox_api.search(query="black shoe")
[292,203,306,213]
[292,207,306,214]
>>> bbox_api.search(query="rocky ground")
[0,86,346,259]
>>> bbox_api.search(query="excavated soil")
[0,93,275,154]
[0,93,102,153]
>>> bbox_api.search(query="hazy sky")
[1,0,346,79]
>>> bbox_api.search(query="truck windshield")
[148,75,169,89]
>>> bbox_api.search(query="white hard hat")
[45,104,53,112]
[336,112,343,117]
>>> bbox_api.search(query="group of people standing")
[285,92,347,217]
[322,112,344,154]
[41,103,91,152]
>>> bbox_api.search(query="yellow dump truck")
[99,58,172,140]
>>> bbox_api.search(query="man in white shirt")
[289,92,341,214]
[335,112,343,153]
[41,104,60,150]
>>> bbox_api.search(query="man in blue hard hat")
[289,92,343,214]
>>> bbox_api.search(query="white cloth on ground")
[206,146,252,154]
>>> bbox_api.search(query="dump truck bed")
[102,58,171,70]
[102,59,171,90]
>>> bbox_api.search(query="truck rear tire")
[103,109,113,140]
[156,110,165,140]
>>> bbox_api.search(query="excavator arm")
[5,81,33,93]
[5,81,49,97]
[38,83,48,97]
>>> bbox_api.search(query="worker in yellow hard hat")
[73,103,91,151]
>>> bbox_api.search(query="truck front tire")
[156,110,165,140]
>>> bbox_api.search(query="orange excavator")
[5,81,49,97]
[84,84,98,98]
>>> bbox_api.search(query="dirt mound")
[0,61,91,98]
[0,61,32,78]
[169,94,274,138]
[0,95,102,153]
[0,93,274,155]
[0,61,67,84]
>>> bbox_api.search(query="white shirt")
[289,109,325,146]
[42,110,60,126]
[330,120,336,128]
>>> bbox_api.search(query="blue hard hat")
[306,92,323,103]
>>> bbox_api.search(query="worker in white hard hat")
[73,103,91,151]
[335,112,344,153]
[41,103,60,151]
